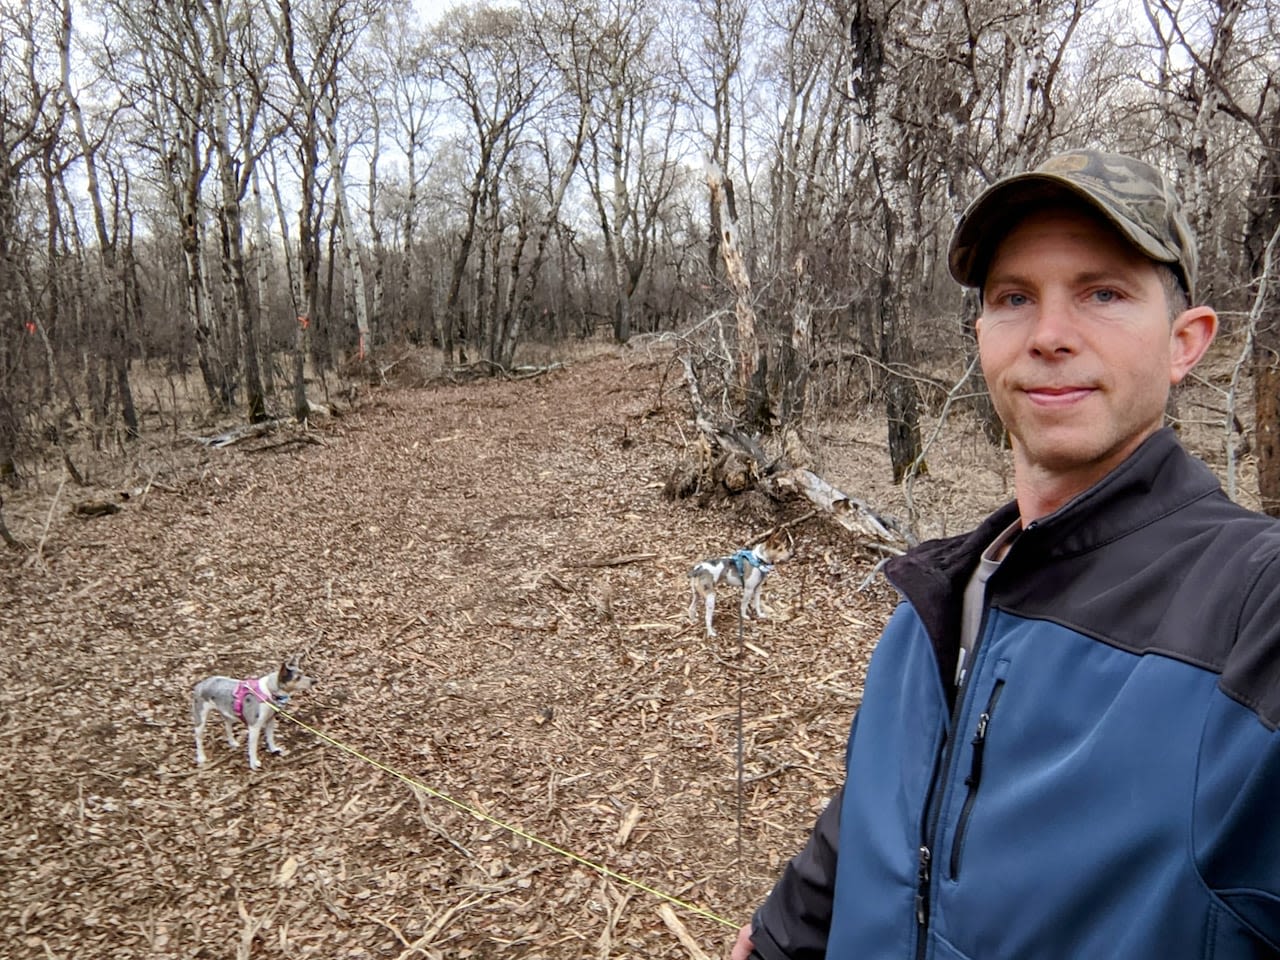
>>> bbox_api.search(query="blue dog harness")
[731,548,773,580]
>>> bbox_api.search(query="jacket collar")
[885,429,1222,674]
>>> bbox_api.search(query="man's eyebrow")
[985,267,1142,289]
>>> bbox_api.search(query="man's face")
[977,204,1211,494]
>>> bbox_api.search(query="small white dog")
[688,532,793,637]
[192,657,316,769]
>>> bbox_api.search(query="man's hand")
[729,922,755,960]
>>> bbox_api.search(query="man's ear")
[1169,305,1218,385]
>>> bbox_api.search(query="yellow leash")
[271,704,742,930]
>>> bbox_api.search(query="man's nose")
[1026,296,1080,356]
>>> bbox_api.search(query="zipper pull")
[965,711,990,787]
[915,845,932,926]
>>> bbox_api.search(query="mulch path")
[0,344,997,959]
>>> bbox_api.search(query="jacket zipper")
[948,678,1005,879]
[915,644,981,959]
[913,524,1031,957]
[914,561,1021,960]
[913,731,948,960]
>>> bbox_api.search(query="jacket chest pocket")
[948,665,1008,881]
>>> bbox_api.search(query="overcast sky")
[413,0,466,24]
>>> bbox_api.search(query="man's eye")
[1093,289,1118,303]
[1005,293,1028,307]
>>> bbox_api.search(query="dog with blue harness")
[687,532,794,637]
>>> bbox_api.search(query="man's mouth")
[1024,385,1095,405]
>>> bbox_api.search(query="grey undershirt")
[957,520,1021,688]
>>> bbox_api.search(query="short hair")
[1156,264,1190,322]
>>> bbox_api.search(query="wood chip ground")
[0,344,1148,958]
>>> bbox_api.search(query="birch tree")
[268,0,375,417]
[431,2,544,366]
[59,0,140,440]
[579,0,682,342]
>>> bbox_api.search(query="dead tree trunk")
[671,356,912,549]
[707,160,768,427]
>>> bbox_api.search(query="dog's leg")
[193,700,211,765]
[265,716,287,756]
[751,581,769,620]
[221,711,238,748]
[246,720,263,770]
[688,581,700,624]
[704,590,717,637]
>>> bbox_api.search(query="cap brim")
[947,173,1180,290]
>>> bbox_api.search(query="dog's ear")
[766,530,795,558]
[279,656,303,683]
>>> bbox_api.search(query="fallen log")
[765,468,912,548]
[72,498,121,518]
[194,419,283,448]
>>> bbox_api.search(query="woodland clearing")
[0,340,1241,959]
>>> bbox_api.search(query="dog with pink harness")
[192,657,316,769]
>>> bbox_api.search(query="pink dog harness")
[233,677,272,720]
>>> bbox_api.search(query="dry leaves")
[0,346,1010,958]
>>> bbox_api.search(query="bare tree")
[430,2,545,366]
[579,0,682,343]
[1143,0,1280,514]
[367,5,439,346]
[0,4,64,482]
[681,0,751,275]
[59,0,140,441]
[268,0,376,418]
[756,0,853,422]
[198,0,274,420]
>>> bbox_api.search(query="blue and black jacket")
[750,429,1280,959]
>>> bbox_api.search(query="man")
[731,149,1280,959]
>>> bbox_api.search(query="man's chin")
[1014,431,1138,480]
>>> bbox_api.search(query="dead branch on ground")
[674,355,913,550]
[568,552,658,569]
[195,419,283,448]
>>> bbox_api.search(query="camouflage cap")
[947,149,1198,302]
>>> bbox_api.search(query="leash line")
[269,704,741,930]
[736,601,745,882]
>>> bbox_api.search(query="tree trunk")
[324,118,370,362]
[445,165,486,366]
[59,0,138,440]
[1256,358,1280,515]
[708,160,767,426]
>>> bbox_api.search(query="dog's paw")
[268,746,287,756]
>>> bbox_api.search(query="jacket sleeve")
[748,781,843,960]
